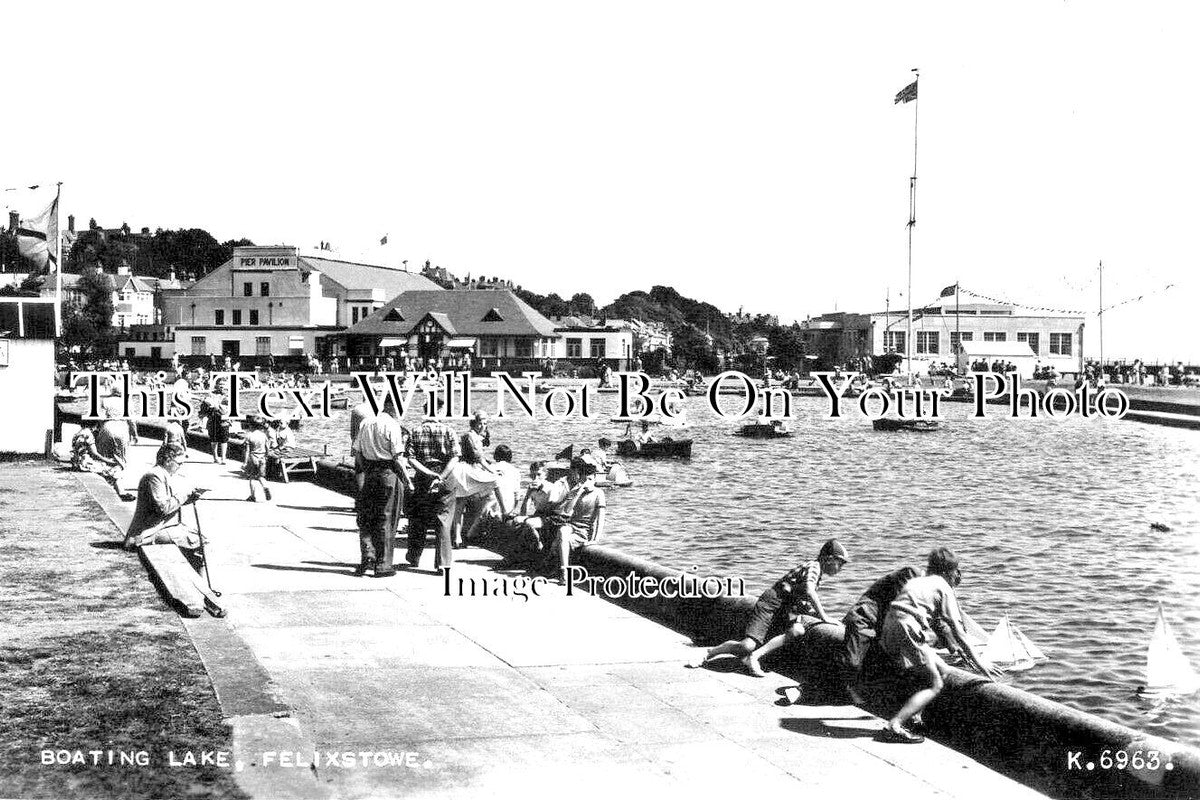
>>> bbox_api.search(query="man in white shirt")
[351,396,410,577]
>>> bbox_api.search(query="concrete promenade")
[81,440,1045,800]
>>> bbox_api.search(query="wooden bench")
[268,446,321,483]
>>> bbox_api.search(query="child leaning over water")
[689,539,849,676]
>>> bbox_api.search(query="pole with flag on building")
[896,70,919,377]
[380,233,389,246]
[939,282,960,368]
[14,183,62,336]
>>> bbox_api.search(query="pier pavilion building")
[161,246,439,368]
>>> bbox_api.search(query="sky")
[4,1,1199,362]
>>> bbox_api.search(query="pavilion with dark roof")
[342,289,559,370]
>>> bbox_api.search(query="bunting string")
[919,283,1179,316]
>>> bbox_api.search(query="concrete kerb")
[59,407,1200,799]
[71,438,328,800]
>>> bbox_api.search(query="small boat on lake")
[1138,603,1200,698]
[872,418,940,432]
[982,613,1048,672]
[615,438,693,459]
[737,419,793,438]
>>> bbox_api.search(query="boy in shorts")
[689,538,849,675]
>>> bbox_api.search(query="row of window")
[243,282,270,297]
[566,337,607,359]
[884,331,1073,356]
[190,336,273,356]
[214,309,264,326]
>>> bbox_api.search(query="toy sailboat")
[982,612,1048,672]
[1140,603,1200,698]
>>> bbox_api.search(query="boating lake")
[257,388,1200,745]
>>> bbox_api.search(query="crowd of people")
[689,540,1000,744]
[347,399,606,580]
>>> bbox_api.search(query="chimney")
[117,263,131,276]
[168,268,176,282]
[7,210,17,232]
[68,214,75,233]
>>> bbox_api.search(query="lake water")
[277,386,1200,746]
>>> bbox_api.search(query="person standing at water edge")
[839,565,921,703]
[404,400,460,570]
[877,547,1000,743]
[688,538,848,676]
[350,396,377,502]
[351,395,410,577]
[742,539,849,677]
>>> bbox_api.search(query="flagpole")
[906,68,919,378]
[1098,260,1103,370]
[955,281,960,372]
[55,183,63,339]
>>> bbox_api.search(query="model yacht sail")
[1140,603,1199,697]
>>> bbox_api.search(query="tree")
[569,292,595,316]
[767,324,808,371]
[62,269,115,358]
[670,324,718,373]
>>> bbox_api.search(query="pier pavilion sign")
[232,246,297,270]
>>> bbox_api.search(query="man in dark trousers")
[350,396,410,577]
[404,400,460,570]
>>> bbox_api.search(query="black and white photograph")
[1,2,1198,799]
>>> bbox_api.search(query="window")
[215,309,224,325]
[249,309,259,326]
[983,331,1007,342]
[191,336,206,356]
[481,307,504,322]
[150,347,161,360]
[125,348,135,358]
[1017,332,1040,354]
[1050,332,1072,355]
[243,282,253,297]
[260,282,270,297]
[883,330,905,353]
[566,337,582,358]
[481,338,498,356]
[515,339,533,358]
[256,336,271,356]
[232,309,242,325]
[916,331,939,354]
[590,338,606,359]
[949,331,973,352]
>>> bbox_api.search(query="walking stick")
[191,490,221,598]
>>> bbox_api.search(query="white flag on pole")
[16,191,59,272]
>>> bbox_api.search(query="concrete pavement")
[82,440,1046,800]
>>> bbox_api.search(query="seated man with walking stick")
[124,444,205,551]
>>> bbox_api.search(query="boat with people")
[615,438,693,459]
[872,418,940,432]
[736,419,793,438]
